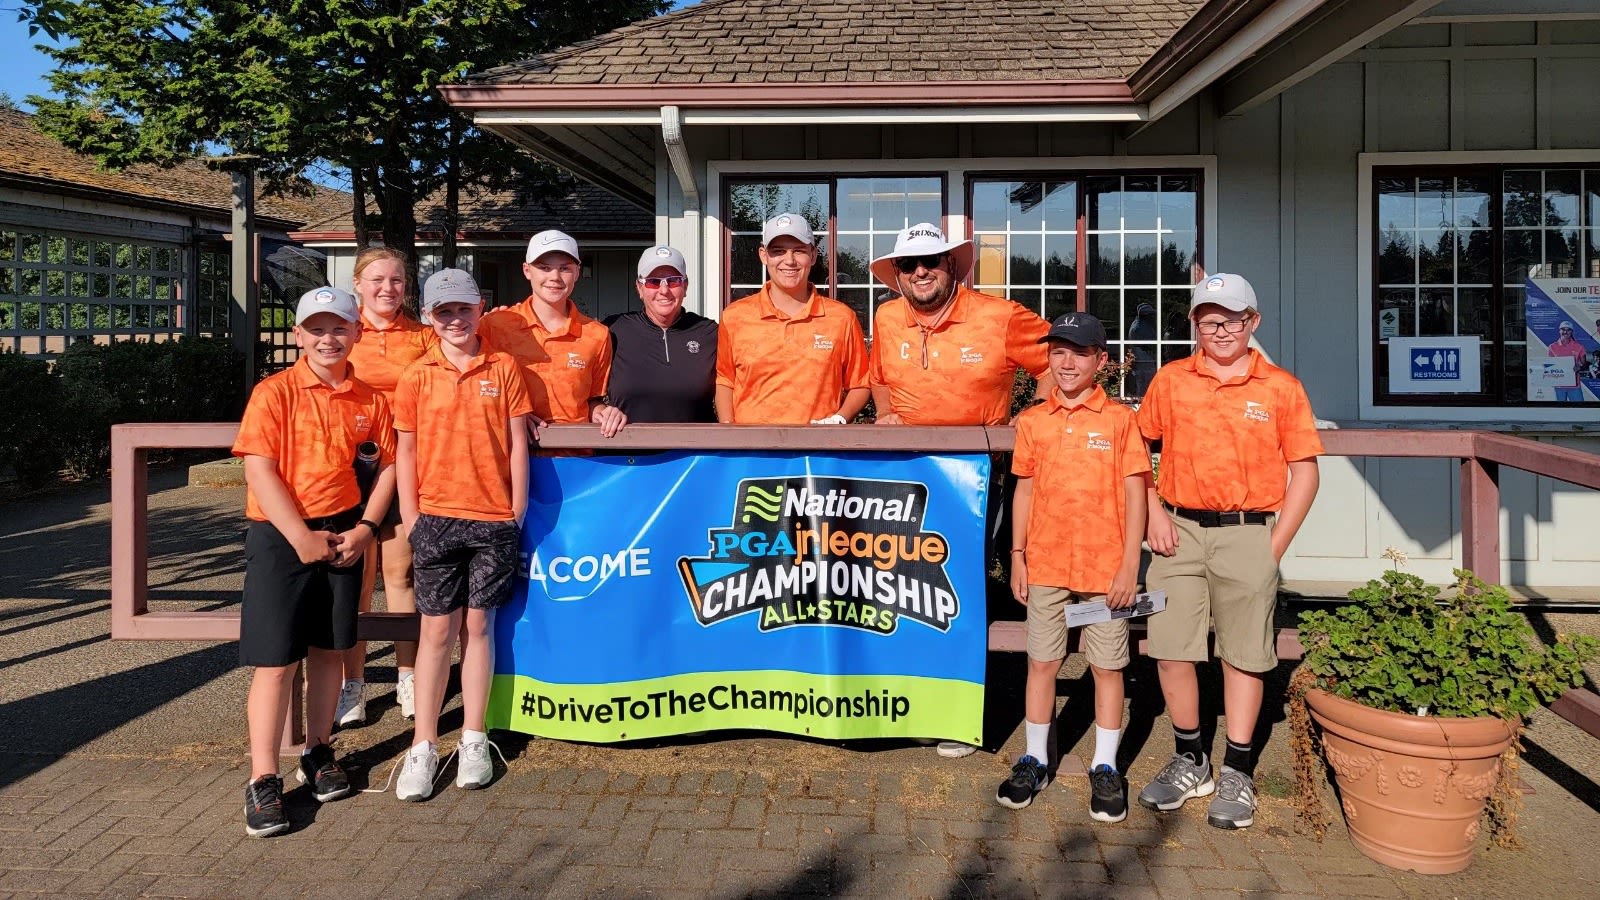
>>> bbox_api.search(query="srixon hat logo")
[907,227,943,240]
[677,476,958,636]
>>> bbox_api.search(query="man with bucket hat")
[868,224,1053,758]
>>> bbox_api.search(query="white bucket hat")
[870,223,975,288]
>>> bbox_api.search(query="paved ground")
[3,469,1600,899]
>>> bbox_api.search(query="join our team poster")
[486,451,991,744]
[1525,277,1600,402]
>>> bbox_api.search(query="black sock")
[1223,740,1253,775]
[1174,727,1204,766]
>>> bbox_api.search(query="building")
[0,107,346,361]
[442,0,1600,590]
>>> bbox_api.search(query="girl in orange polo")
[337,248,434,728]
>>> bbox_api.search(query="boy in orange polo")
[232,286,396,837]
[715,212,869,424]
[1136,273,1322,831]
[1002,312,1148,822]
[392,268,534,801]
[476,229,625,436]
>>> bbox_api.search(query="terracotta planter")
[1305,688,1515,875]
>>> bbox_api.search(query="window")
[724,176,946,326]
[1374,165,1600,405]
[970,173,1201,397]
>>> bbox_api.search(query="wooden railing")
[109,422,1600,739]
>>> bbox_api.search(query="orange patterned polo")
[477,297,612,424]
[1012,386,1150,593]
[1137,349,1323,513]
[346,313,434,397]
[868,286,1050,425]
[232,357,396,521]
[715,285,868,424]
[392,341,534,522]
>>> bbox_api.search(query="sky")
[0,15,57,110]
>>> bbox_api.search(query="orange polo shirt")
[346,313,434,397]
[233,358,396,522]
[391,340,534,522]
[1137,349,1323,513]
[1012,386,1150,594]
[715,284,868,424]
[477,298,612,424]
[869,287,1051,425]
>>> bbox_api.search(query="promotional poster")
[1526,278,1600,402]
[488,451,992,744]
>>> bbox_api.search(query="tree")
[20,0,667,271]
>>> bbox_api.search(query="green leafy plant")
[0,349,65,486]
[1298,566,1596,720]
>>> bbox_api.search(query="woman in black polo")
[603,245,719,422]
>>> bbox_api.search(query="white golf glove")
[809,414,847,425]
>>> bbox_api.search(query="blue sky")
[1,15,58,110]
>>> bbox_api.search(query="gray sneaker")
[1206,767,1256,830]
[1137,753,1215,812]
[455,736,495,790]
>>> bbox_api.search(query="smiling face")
[353,255,407,321]
[758,236,816,295]
[294,312,360,369]
[636,265,687,327]
[523,252,580,307]
[1191,303,1259,367]
[427,301,483,351]
[895,253,956,312]
[1047,341,1106,397]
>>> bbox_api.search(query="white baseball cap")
[637,245,687,279]
[526,229,581,264]
[761,213,814,248]
[1190,273,1257,313]
[294,287,360,325]
[869,223,974,287]
[421,268,483,311]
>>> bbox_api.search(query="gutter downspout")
[660,105,706,315]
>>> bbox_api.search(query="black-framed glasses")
[1195,318,1251,336]
[638,275,687,288]
[894,254,946,274]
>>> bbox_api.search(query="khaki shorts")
[1026,585,1129,670]
[1146,514,1279,673]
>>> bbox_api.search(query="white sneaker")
[395,742,438,801]
[937,741,977,758]
[456,736,495,790]
[335,680,365,728]
[396,673,415,720]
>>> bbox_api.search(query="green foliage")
[54,337,245,476]
[1299,568,1599,721]
[0,349,65,486]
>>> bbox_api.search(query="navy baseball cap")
[1039,312,1108,350]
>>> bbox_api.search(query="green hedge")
[0,338,247,482]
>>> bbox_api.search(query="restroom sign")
[1387,336,1481,394]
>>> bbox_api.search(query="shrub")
[55,337,246,476]
[0,349,64,486]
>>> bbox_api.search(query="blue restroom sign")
[1410,347,1462,380]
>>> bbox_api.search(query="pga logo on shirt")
[566,351,586,370]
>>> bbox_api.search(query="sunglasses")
[638,275,687,288]
[894,254,946,274]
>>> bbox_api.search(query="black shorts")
[410,514,521,617]
[238,508,363,667]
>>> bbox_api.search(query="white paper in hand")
[1064,590,1167,629]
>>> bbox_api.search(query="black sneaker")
[1089,765,1128,823]
[296,743,352,802]
[244,775,289,838]
[995,755,1050,809]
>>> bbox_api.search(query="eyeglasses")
[1195,318,1251,336]
[894,254,946,274]
[638,275,687,289]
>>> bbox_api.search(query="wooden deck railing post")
[1459,452,1501,585]
[109,426,149,639]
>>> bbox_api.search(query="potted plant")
[1290,551,1597,875]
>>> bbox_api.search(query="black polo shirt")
[603,309,719,423]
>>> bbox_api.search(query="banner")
[1525,278,1600,402]
[488,450,992,743]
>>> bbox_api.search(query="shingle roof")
[0,108,348,229]
[473,0,1208,85]
[298,179,651,239]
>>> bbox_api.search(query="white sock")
[411,739,434,753]
[1092,725,1122,771]
[398,670,414,683]
[1024,720,1051,763]
[461,729,487,746]
[344,678,363,688]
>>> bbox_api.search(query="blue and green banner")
[488,451,991,743]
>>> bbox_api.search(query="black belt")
[1171,507,1270,527]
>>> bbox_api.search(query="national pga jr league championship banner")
[487,451,991,743]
